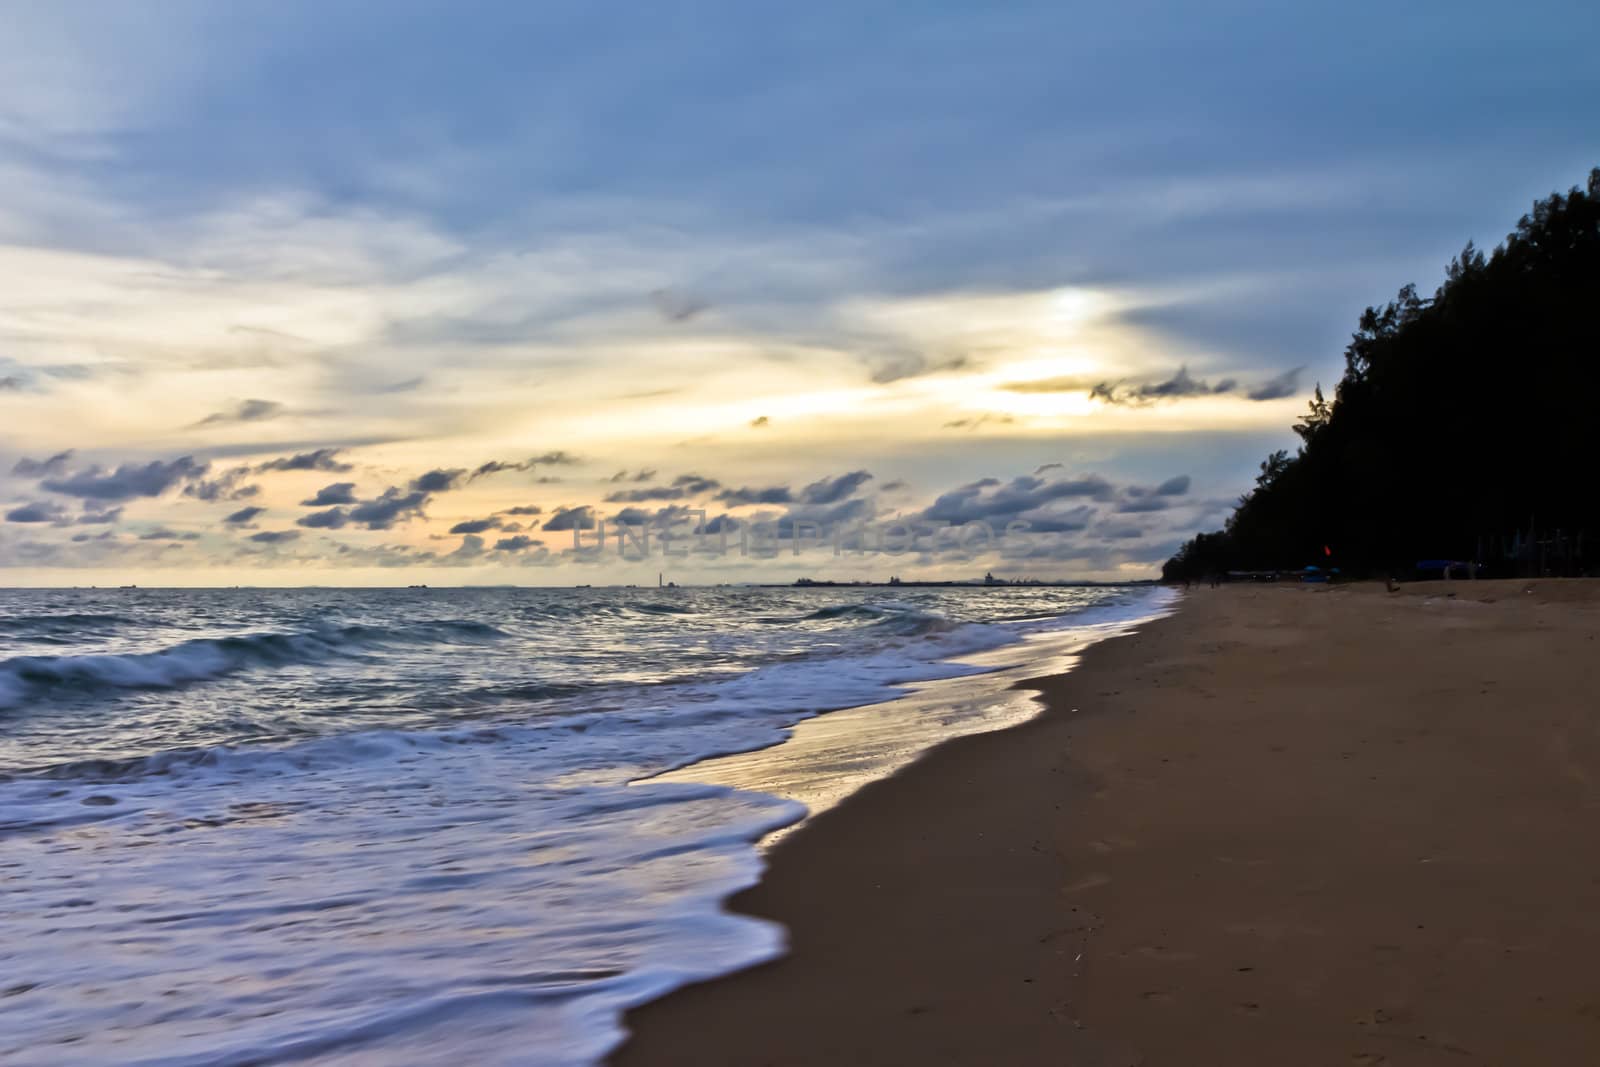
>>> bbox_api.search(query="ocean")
[0,584,1170,1065]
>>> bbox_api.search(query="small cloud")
[501,504,543,516]
[298,508,350,529]
[194,399,285,427]
[255,448,353,474]
[249,530,300,544]
[1155,475,1191,496]
[12,450,74,477]
[411,469,467,493]
[301,482,358,506]
[943,414,1016,430]
[541,506,597,532]
[224,505,267,526]
[800,470,873,505]
[1246,367,1303,401]
[750,416,769,428]
[139,528,201,541]
[449,517,502,534]
[5,501,69,523]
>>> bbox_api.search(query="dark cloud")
[140,528,201,541]
[12,451,74,477]
[349,488,430,530]
[1246,367,1303,401]
[42,456,208,501]
[449,516,502,534]
[918,473,1114,529]
[224,505,267,525]
[1088,366,1303,406]
[604,473,721,503]
[716,485,794,506]
[750,416,770,428]
[411,469,467,493]
[493,535,544,552]
[1155,475,1192,496]
[194,398,284,427]
[799,470,873,505]
[1116,496,1171,513]
[254,448,353,473]
[297,508,350,529]
[182,466,260,502]
[0,376,26,391]
[501,504,543,515]
[468,452,581,482]
[608,469,657,483]
[301,482,358,506]
[943,414,1016,430]
[5,501,69,523]
[249,530,301,544]
[541,506,597,532]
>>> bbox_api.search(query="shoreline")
[614,580,1600,1065]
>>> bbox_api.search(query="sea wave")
[0,620,507,710]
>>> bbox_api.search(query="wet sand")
[613,580,1600,1066]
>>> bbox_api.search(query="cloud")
[541,506,597,531]
[12,451,74,477]
[604,474,720,503]
[410,468,467,493]
[42,455,208,501]
[297,507,349,529]
[183,466,260,502]
[139,528,201,541]
[194,398,285,427]
[1246,366,1303,401]
[468,452,581,481]
[301,482,357,506]
[1087,366,1304,406]
[254,448,353,473]
[493,534,543,552]
[918,473,1115,529]
[1155,474,1191,496]
[224,505,266,525]
[5,501,69,523]
[1116,496,1171,513]
[348,487,430,529]
[77,505,123,524]
[449,516,502,534]
[943,414,1016,430]
[716,484,794,506]
[799,470,873,505]
[608,469,656,483]
[501,504,543,515]
[249,530,300,544]
[750,415,769,428]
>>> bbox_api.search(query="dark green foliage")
[1164,168,1600,582]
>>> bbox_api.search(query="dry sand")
[613,580,1600,1066]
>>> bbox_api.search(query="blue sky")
[1,1,1595,583]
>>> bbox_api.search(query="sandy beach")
[615,580,1600,1065]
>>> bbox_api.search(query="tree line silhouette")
[1164,167,1600,582]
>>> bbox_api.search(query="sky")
[1,1,1595,586]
